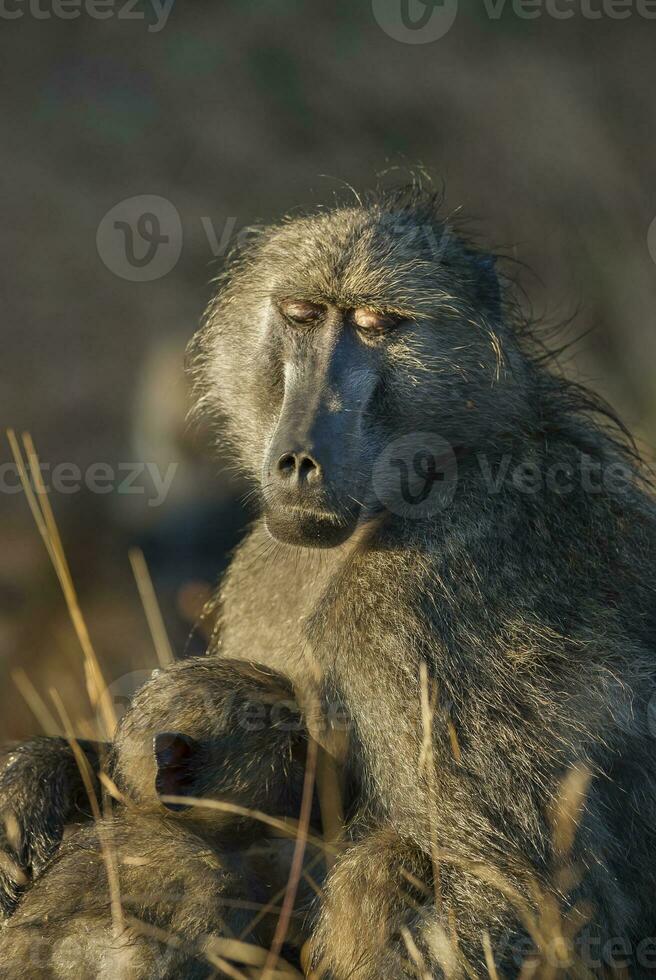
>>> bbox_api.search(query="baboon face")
[195,197,527,548]
[255,295,391,547]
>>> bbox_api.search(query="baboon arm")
[0,736,103,919]
[310,826,534,979]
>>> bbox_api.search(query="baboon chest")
[217,524,342,704]
[217,524,427,812]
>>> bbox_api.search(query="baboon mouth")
[264,504,359,548]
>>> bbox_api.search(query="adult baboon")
[0,659,317,978]
[2,186,656,977]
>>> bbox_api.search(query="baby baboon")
[0,659,318,979]
[4,185,656,977]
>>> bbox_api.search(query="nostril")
[277,453,297,477]
[299,455,320,483]
[274,452,322,484]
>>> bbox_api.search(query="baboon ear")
[464,250,502,325]
[154,732,199,810]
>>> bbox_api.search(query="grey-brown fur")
[0,737,101,920]
[3,185,656,976]
[0,659,316,978]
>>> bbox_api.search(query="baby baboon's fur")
[3,185,656,977]
[0,660,316,978]
[0,737,100,919]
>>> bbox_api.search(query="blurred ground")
[1,0,655,738]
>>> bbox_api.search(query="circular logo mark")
[96,195,182,281]
[98,668,157,728]
[372,432,458,519]
[648,216,656,267]
[372,0,458,43]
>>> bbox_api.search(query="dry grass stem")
[11,668,59,735]
[261,735,319,980]
[239,850,326,942]
[7,429,116,737]
[400,924,432,980]
[159,795,334,857]
[483,930,501,980]
[419,660,443,915]
[128,546,175,668]
[50,689,124,939]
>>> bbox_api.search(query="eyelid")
[278,299,325,323]
[352,308,401,332]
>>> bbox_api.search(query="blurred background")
[1,0,655,739]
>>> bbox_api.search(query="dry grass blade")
[430,850,596,980]
[6,429,116,737]
[128,546,174,668]
[301,867,324,900]
[550,764,592,860]
[400,925,432,980]
[518,957,541,979]
[126,917,251,980]
[50,689,124,939]
[419,660,443,915]
[218,897,287,915]
[202,953,251,980]
[159,795,335,856]
[400,866,432,898]
[261,736,319,980]
[240,850,327,941]
[440,852,544,949]
[482,931,501,980]
[315,744,345,873]
[98,770,126,804]
[12,667,59,734]
[446,718,462,764]
[205,937,304,978]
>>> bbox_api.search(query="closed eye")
[352,308,402,333]
[278,298,325,324]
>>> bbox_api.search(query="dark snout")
[265,404,359,548]
[263,346,376,548]
[268,401,341,494]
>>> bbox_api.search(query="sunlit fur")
[190,187,656,976]
[0,661,316,978]
[4,186,656,977]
